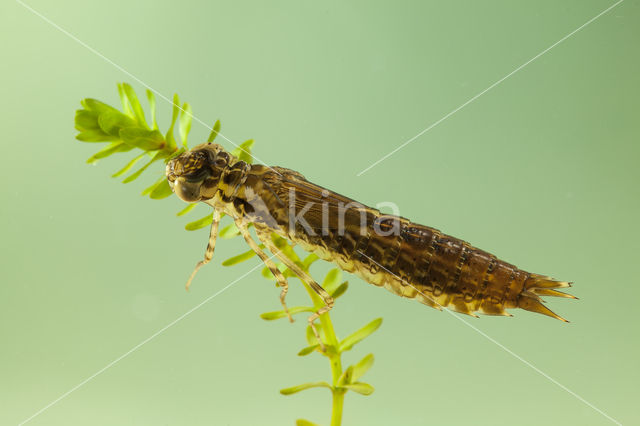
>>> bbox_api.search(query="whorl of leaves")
[74,83,253,230]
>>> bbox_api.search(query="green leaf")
[231,139,254,163]
[81,98,120,115]
[74,109,101,131]
[218,223,240,239]
[76,130,118,142]
[261,266,275,280]
[261,262,287,280]
[272,234,301,264]
[122,83,148,127]
[260,306,313,321]
[207,120,221,143]
[185,213,213,231]
[341,382,374,396]
[221,248,259,266]
[179,102,193,149]
[117,83,133,117]
[165,93,180,150]
[122,152,163,183]
[297,344,320,356]
[98,110,136,137]
[231,138,254,154]
[302,253,319,269]
[337,365,354,386]
[280,382,331,395]
[141,175,165,196]
[112,152,146,177]
[339,318,383,352]
[176,203,198,216]
[119,127,165,151]
[149,179,172,199]
[331,281,348,299]
[351,354,374,382]
[86,142,127,164]
[146,90,158,130]
[322,268,342,294]
[296,420,321,426]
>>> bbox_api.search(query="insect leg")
[185,210,221,291]
[234,219,293,322]
[255,228,334,350]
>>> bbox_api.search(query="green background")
[1,0,638,425]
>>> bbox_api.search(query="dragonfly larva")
[166,142,575,339]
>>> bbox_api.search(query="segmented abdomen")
[307,217,572,321]
[250,166,574,320]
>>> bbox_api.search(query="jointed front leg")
[255,227,334,349]
[234,219,293,322]
[185,210,221,291]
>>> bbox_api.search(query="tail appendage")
[517,274,576,322]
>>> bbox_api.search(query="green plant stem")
[302,277,345,426]
[330,388,345,426]
[321,312,344,426]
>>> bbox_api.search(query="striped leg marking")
[236,220,293,322]
[185,210,221,291]
[255,227,334,350]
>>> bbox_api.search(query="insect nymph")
[166,142,574,339]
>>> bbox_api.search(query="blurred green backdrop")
[1,0,638,425]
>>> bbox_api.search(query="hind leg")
[235,219,293,322]
[255,227,334,349]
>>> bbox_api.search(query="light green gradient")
[1,1,638,425]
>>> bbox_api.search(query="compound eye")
[174,179,202,202]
